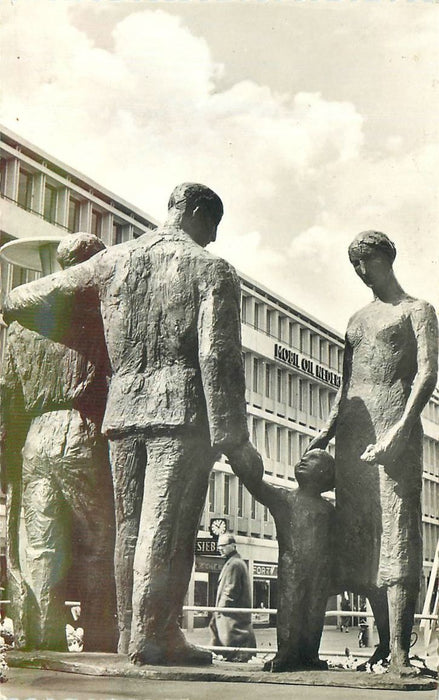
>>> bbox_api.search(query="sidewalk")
[186,623,432,661]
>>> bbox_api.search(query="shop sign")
[195,538,219,555]
[253,561,278,578]
[196,555,224,573]
[274,343,341,389]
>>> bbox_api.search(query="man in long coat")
[4,183,263,666]
[210,533,256,660]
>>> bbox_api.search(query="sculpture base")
[5,651,436,691]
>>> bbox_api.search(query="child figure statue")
[231,448,335,672]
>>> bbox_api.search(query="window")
[17,169,32,209]
[288,431,293,466]
[241,295,248,323]
[254,303,260,330]
[253,358,260,393]
[266,309,273,336]
[224,474,230,515]
[276,427,282,462]
[264,505,269,522]
[288,374,294,407]
[288,322,295,348]
[298,379,305,412]
[208,472,215,512]
[277,316,284,341]
[91,209,102,237]
[319,389,327,420]
[68,196,81,232]
[309,384,315,415]
[43,183,57,223]
[238,480,244,517]
[265,364,271,398]
[277,369,283,403]
[251,495,256,520]
[300,327,307,353]
[264,424,271,458]
[252,418,259,448]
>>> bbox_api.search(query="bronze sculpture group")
[1,184,437,678]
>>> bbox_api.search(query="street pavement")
[1,625,436,700]
[1,668,438,700]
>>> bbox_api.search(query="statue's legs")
[388,581,419,675]
[264,567,302,671]
[22,471,69,651]
[5,460,32,649]
[108,436,146,654]
[300,591,330,669]
[356,587,390,670]
[128,429,215,665]
[64,435,118,653]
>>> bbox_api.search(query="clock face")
[210,518,227,536]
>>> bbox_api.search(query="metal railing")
[1,600,436,659]
[1,192,72,232]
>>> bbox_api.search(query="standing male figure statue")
[4,183,263,666]
[0,233,117,653]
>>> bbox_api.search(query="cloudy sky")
[1,1,438,333]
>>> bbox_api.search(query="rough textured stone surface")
[4,184,263,666]
[5,652,437,691]
[0,233,117,653]
[233,449,335,671]
[309,231,438,675]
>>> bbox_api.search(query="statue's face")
[295,453,331,491]
[349,250,390,290]
[189,204,221,248]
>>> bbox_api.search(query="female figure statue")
[310,231,438,675]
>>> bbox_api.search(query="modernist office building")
[1,127,438,622]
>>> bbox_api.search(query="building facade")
[1,127,438,622]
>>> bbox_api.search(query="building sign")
[253,561,278,578]
[195,538,219,556]
[196,555,224,573]
[274,343,341,389]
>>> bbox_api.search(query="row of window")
[204,467,438,556]
[424,522,439,562]
[207,471,271,526]
[424,400,439,426]
[1,159,153,242]
[422,479,439,520]
[241,293,343,372]
[244,353,336,418]
[423,438,439,477]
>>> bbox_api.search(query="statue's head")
[167,183,223,248]
[56,233,106,269]
[348,231,396,289]
[295,449,335,493]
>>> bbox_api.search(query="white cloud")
[0,2,437,334]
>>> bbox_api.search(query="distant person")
[209,533,256,661]
[340,591,351,633]
[233,449,335,671]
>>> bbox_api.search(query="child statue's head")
[294,449,335,493]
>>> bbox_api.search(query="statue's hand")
[308,430,330,451]
[226,441,264,483]
[360,423,409,465]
